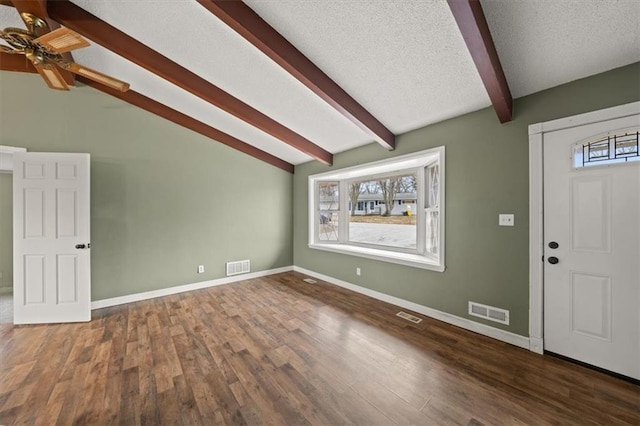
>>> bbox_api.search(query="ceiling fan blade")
[34,27,89,54]
[33,63,69,90]
[64,62,130,92]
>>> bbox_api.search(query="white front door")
[13,152,91,324]
[543,114,639,380]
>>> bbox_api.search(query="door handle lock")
[548,256,559,264]
[75,243,90,249]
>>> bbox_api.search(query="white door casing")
[541,113,639,380]
[13,152,91,324]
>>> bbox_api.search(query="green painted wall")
[0,173,11,291]
[0,72,293,301]
[293,63,640,337]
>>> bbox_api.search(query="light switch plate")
[499,214,514,226]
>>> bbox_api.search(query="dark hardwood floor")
[0,271,638,425]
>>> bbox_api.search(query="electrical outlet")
[356,267,361,276]
[198,265,204,274]
[499,214,514,226]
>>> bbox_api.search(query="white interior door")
[543,115,639,380]
[13,152,91,324]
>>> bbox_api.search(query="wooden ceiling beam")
[47,0,332,165]
[10,0,75,85]
[0,53,294,173]
[197,0,396,150]
[447,0,512,123]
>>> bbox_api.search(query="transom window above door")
[573,130,639,168]
[308,147,445,272]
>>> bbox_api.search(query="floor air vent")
[226,260,250,276]
[302,278,317,284]
[468,301,509,325]
[396,311,423,324]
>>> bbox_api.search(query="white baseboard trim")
[91,266,293,310]
[293,266,531,350]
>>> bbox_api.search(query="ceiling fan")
[0,12,129,92]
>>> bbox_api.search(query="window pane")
[319,182,339,211]
[588,139,609,161]
[318,211,339,241]
[615,133,638,157]
[428,164,439,208]
[426,210,439,256]
[348,175,417,249]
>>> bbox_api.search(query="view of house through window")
[348,174,417,250]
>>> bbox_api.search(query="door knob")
[75,243,90,249]
[548,241,559,249]
[548,256,559,264]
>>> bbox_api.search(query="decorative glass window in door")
[573,130,639,168]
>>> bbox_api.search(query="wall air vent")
[468,301,509,325]
[226,260,250,277]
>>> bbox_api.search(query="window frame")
[308,147,445,272]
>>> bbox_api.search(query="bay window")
[308,147,445,271]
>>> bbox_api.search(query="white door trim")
[0,145,27,173]
[528,101,640,354]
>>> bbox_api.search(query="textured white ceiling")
[483,0,640,98]
[244,0,492,135]
[2,1,639,167]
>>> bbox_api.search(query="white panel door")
[544,114,639,380]
[13,153,91,324]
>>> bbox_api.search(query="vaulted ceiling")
[1,0,639,173]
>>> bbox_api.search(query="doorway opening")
[0,146,24,324]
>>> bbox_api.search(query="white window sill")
[309,243,445,272]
